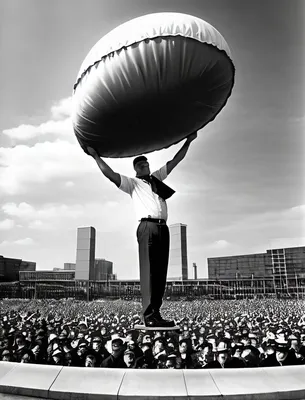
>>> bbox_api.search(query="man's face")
[217,352,228,365]
[92,340,102,351]
[77,346,87,356]
[16,337,25,347]
[112,342,125,356]
[276,350,288,363]
[134,160,150,176]
[85,355,96,367]
[165,359,175,369]
[123,353,135,366]
[179,342,188,354]
[153,341,164,356]
[233,348,242,358]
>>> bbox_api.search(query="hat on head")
[214,342,229,353]
[275,338,290,352]
[133,156,147,168]
[52,348,63,357]
[124,349,135,356]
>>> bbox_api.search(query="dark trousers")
[137,220,170,316]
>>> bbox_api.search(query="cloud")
[2,97,72,141]
[51,97,72,119]
[28,220,54,231]
[0,219,15,230]
[0,237,35,247]
[212,240,230,248]
[2,118,72,141]
[0,140,93,195]
[2,202,84,222]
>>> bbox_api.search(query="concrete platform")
[0,363,305,400]
[0,363,62,398]
[49,366,125,400]
[118,369,188,400]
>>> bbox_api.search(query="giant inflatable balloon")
[72,12,235,158]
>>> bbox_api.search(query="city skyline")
[0,0,304,279]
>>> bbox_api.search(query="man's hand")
[87,146,99,158]
[166,131,197,175]
[186,131,198,143]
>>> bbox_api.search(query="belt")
[140,218,166,224]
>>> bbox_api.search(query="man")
[101,338,127,368]
[123,349,136,368]
[87,132,197,327]
[204,341,232,369]
[259,339,302,367]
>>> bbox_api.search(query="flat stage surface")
[134,324,180,331]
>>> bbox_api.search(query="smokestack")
[193,263,197,280]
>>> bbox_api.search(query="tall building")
[168,223,188,280]
[0,255,36,282]
[64,263,76,270]
[75,227,96,280]
[94,258,115,280]
[208,246,305,280]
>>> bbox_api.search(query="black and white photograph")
[0,0,304,398]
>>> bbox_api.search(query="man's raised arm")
[166,131,197,175]
[87,147,121,187]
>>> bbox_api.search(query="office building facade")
[0,255,36,282]
[75,227,96,280]
[64,263,76,270]
[168,223,188,280]
[208,246,305,280]
[94,258,115,280]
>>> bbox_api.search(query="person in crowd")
[176,338,195,369]
[85,352,98,367]
[260,339,303,367]
[1,298,305,369]
[204,341,232,369]
[123,349,136,368]
[101,338,127,368]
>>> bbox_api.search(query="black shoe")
[144,312,175,328]
[154,311,176,327]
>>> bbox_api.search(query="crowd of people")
[1,298,305,369]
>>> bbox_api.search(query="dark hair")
[133,156,147,168]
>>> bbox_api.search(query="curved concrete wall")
[0,362,305,399]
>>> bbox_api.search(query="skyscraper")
[75,227,96,280]
[168,223,188,280]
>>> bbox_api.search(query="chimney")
[193,263,198,280]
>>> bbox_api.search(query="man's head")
[92,336,102,351]
[215,342,229,365]
[123,349,135,367]
[133,156,150,177]
[111,338,126,357]
[275,340,290,363]
[85,353,97,367]
[179,339,190,355]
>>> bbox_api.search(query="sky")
[0,0,304,280]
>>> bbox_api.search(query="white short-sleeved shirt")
[119,165,168,221]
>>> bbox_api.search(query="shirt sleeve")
[118,175,135,195]
[151,164,168,181]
